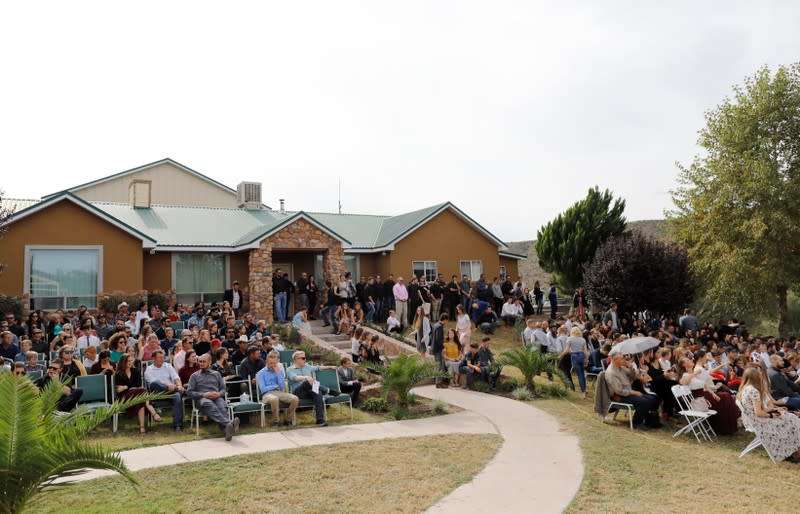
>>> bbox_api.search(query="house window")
[412,261,437,282]
[26,246,102,310]
[173,254,227,305]
[460,260,482,281]
[499,265,507,282]
[344,255,360,279]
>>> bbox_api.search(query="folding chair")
[169,321,186,333]
[75,374,117,432]
[253,371,295,425]
[671,385,717,442]
[318,369,353,421]
[227,379,265,427]
[27,370,43,381]
[735,399,776,463]
[279,350,296,369]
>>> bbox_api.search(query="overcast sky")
[1,1,798,241]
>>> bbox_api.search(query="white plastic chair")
[671,384,717,442]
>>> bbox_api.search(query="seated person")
[58,345,87,381]
[476,307,502,335]
[500,298,523,326]
[268,333,285,352]
[478,337,501,387]
[337,356,362,405]
[230,335,250,366]
[23,351,45,374]
[187,353,240,441]
[470,300,490,326]
[768,354,800,410]
[459,342,484,390]
[587,344,611,373]
[35,359,83,412]
[362,335,385,368]
[737,366,800,462]
[14,339,32,362]
[144,349,185,432]
[0,330,19,361]
[286,350,339,426]
[604,349,660,430]
[12,361,27,378]
[386,310,402,333]
[82,345,99,369]
[256,351,299,427]
[292,307,311,332]
[238,346,266,387]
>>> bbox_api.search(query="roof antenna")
[338,178,342,214]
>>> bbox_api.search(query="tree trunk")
[777,284,789,339]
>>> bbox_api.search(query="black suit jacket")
[431,321,445,354]
[224,288,242,308]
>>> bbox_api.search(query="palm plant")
[0,373,165,513]
[498,346,564,395]
[366,354,446,407]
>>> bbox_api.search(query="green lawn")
[28,434,502,514]
[534,394,797,513]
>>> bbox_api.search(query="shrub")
[320,350,341,365]
[406,392,419,405]
[498,377,523,392]
[0,295,23,317]
[146,293,169,312]
[473,381,491,393]
[538,382,569,398]
[513,316,526,342]
[391,406,409,420]
[431,400,447,414]
[511,386,533,401]
[286,326,302,345]
[362,397,388,412]
[98,294,146,314]
[498,346,560,394]
[364,354,446,407]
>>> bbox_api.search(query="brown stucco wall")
[143,252,171,292]
[358,253,378,277]
[499,256,520,281]
[0,199,143,296]
[229,252,250,291]
[388,209,500,279]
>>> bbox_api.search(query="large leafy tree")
[0,374,163,513]
[535,187,627,292]
[583,233,695,315]
[669,64,800,337]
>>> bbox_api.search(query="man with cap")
[230,335,250,366]
[115,302,130,323]
[224,280,243,318]
[30,327,48,355]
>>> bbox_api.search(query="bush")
[365,354,446,407]
[406,392,419,405]
[320,350,341,365]
[473,381,491,393]
[147,293,169,312]
[498,377,523,392]
[98,294,146,314]
[391,406,409,420]
[513,316,526,342]
[0,294,23,317]
[431,400,447,414]
[511,386,533,401]
[538,382,569,398]
[362,397,388,412]
[498,346,559,394]
[286,326,302,345]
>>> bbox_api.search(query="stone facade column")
[324,243,346,283]
[248,242,274,322]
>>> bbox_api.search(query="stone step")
[316,334,350,343]
[330,341,352,350]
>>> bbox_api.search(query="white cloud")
[1,1,798,240]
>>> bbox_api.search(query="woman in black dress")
[307,276,319,320]
[114,353,160,433]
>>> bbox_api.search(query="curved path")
[67,388,583,513]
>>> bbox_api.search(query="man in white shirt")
[144,349,184,432]
[522,318,537,348]
[500,298,523,326]
[386,310,402,333]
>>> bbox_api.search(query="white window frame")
[459,260,483,281]
[24,245,103,310]
[499,265,507,282]
[171,253,230,304]
[412,261,438,282]
[344,254,360,280]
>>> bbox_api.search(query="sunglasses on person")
[63,350,74,354]
[48,366,61,371]
[14,370,25,376]
[296,356,307,360]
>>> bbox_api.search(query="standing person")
[604,303,620,332]
[476,274,489,302]
[407,276,421,325]
[307,275,319,320]
[429,275,444,322]
[338,272,357,308]
[548,284,559,319]
[223,280,243,318]
[296,272,310,312]
[411,306,431,358]
[393,277,409,330]
[187,353,240,441]
[431,314,447,385]
[455,304,472,347]
[491,278,504,314]
[564,327,589,399]
[374,274,385,322]
[319,280,337,330]
[573,288,587,323]
[382,274,396,320]
[459,275,472,314]
[273,272,292,323]
[533,281,544,315]
[364,277,378,323]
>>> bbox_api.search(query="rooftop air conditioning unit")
[237,182,262,210]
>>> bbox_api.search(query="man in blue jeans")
[459,342,483,390]
[144,349,185,432]
[604,350,659,430]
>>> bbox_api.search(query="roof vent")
[237,182,262,210]
[279,199,285,214]
[129,180,151,209]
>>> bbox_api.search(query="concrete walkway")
[67,387,583,514]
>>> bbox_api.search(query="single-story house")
[0,159,525,319]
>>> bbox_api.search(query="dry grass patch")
[28,434,502,514]
[535,396,800,513]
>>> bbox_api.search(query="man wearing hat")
[230,335,250,366]
[30,327,49,355]
[223,280,243,318]
[115,302,130,323]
